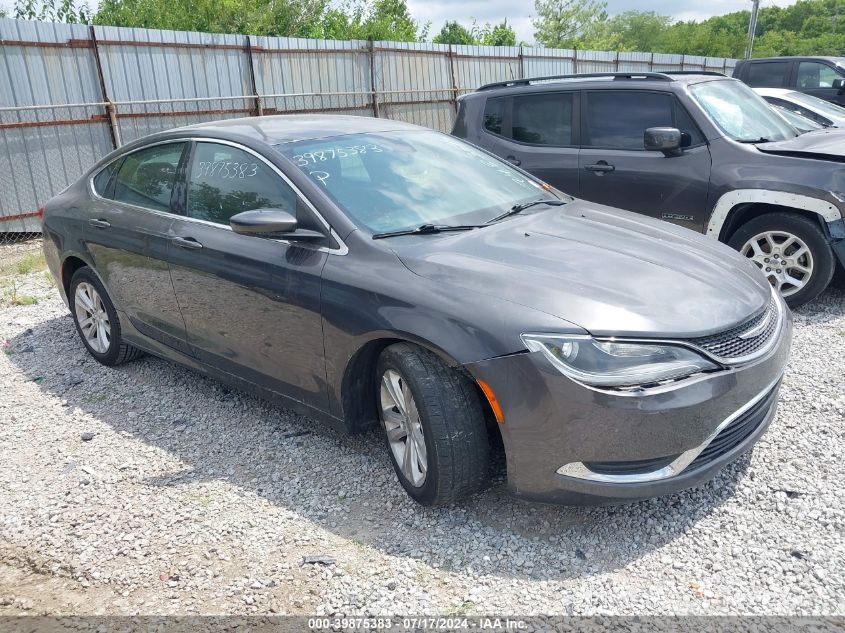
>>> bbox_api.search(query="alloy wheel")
[74,282,111,354]
[379,369,427,487]
[740,230,813,298]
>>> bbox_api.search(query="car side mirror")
[229,208,324,240]
[644,127,683,157]
[834,78,845,94]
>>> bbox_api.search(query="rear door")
[167,140,330,411]
[578,90,712,232]
[742,60,794,89]
[84,141,190,353]
[796,60,845,107]
[479,91,580,196]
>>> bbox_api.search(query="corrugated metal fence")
[0,17,738,233]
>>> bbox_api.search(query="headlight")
[521,334,719,388]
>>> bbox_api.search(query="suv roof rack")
[477,72,674,92]
[476,70,726,92]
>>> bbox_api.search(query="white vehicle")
[754,87,845,128]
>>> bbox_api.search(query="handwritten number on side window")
[193,161,259,179]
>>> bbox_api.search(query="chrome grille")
[689,296,779,361]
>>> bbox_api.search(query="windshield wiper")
[486,198,567,224]
[737,137,771,144]
[372,223,483,239]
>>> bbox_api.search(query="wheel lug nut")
[764,258,770,263]
[766,267,771,272]
[777,269,782,273]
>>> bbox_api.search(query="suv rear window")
[745,61,790,88]
[510,93,574,146]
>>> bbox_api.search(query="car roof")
[169,114,425,145]
[741,56,845,63]
[466,72,731,99]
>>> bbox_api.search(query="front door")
[482,91,580,196]
[167,141,330,411]
[578,90,712,232]
[84,141,189,353]
[796,60,845,107]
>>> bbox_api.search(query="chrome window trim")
[88,137,348,256]
[556,373,783,484]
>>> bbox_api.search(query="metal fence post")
[89,25,120,149]
[573,47,578,74]
[245,36,263,117]
[368,38,380,118]
[518,44,525,79]
[447,44,459,113]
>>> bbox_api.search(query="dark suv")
[453,72,845,308]
[734,56,845,106]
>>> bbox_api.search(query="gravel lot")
[0,242,843,617]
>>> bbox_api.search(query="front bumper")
[465,304,793,505]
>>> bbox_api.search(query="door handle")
[505,155,521,166]
[171,236,203,250]
[88,218,111,229]
[584,161,615,174]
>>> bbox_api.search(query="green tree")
[15,0,90,22]
[480,19,517,46]
[532,0,608,48]
[432,20,475,45]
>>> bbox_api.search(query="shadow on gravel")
[8,306,791,584]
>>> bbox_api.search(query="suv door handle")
[171,236,203,250]
[584,161,615,174]
[88,218,111,229]
[505,155,521,166]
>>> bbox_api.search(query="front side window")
[690,80,797,143]
[584,91,673,150]
[113,143,185,212]
[745,61,790,88]
[483,98,504,135]
[279,131,558,234]
[511,93,574,145]
[797,62,844,89]
[187,142,297,225]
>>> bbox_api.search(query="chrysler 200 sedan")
[42,115,792,506]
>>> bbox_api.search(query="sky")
[408,0,801,43]
[0,0,802,42]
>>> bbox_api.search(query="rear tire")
[69,267,144,366]
[376,343,490,506]
[728,212,835,309]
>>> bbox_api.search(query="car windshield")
[787,90,845,119]
[277,130,561,234]
[689,80,798,142]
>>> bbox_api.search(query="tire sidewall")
[728,214,835,309]
[376,350,441,506]
[69,268,124,365]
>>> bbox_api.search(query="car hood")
[389,202,771,338]
[757,128,845,161]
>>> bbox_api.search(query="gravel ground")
[0,245,843,617]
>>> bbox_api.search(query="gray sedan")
[42,116,792,506]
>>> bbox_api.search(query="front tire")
[376,343,490,506]
[69,267,144,366]
[728,212,835,309]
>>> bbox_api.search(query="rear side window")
[187,142,297,226]
[483,98,505,135]
[511,93,574,145]
[113,143,186,212]
[745,62,790,88]
[584,91,674,150]
[797,62,843,89]
[92,161,118,197]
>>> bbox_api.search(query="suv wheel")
[728,212,835,308]
[70,267,144,366]
[376,343,490,506]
